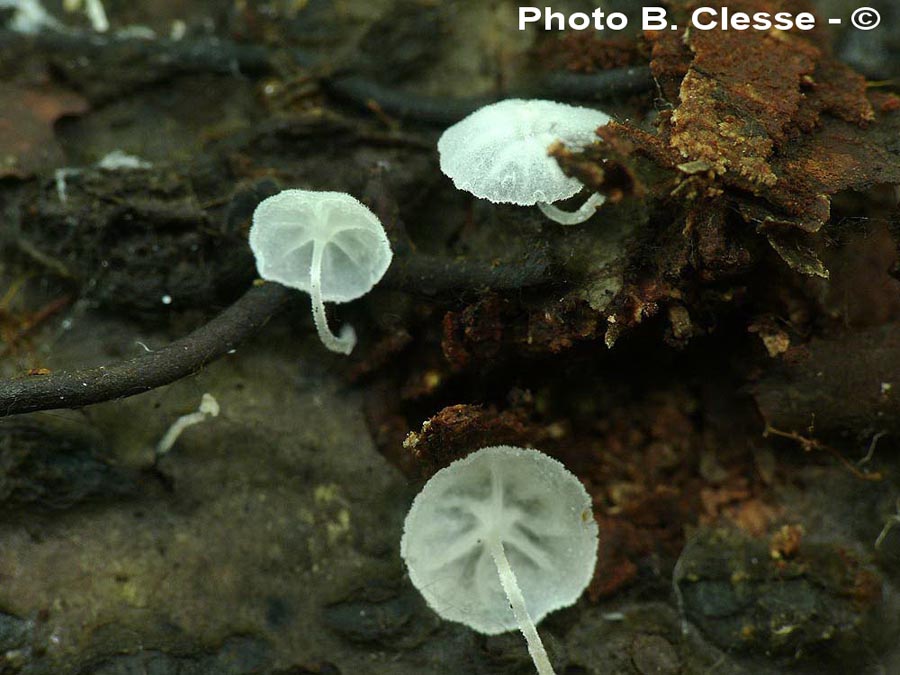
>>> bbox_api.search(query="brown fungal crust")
[541,0,900,348]
[402,404,536,479]
[670,26,819,187]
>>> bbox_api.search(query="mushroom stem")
[487,537,555,675]
[537,192,606,226]
[309,243,357,355]
[155,393,220,456]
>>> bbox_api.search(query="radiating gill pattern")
[426,483,555,578]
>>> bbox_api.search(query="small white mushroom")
[438,99,611,225]
[401,445,599,675]
[249,189,393,355]
[156,393,219,456]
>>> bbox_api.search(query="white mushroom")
[155,393,220,456]
[249,189,393,355]
[401,445,599,675]
[438,99,611,225]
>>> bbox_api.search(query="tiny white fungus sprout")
[875,497,900,550]
[64,0,109,32]
[55,150,152,204]
[249,189,393,355]
[438,99,611,225]
[97,150,152,170]
[156,392,219,456]
[401,445,599,675]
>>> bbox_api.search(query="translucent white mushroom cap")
[401,445,598,635]
[438,99,611,206]
[250,189,392,303]
[249,189,392,354]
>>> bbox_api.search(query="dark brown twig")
[2,30,652,125]
[0,243,555,417]
[328,67,653,125]
[0,283,293,417]
[383,251,552,294]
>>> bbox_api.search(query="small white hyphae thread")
[83,0,108,31]
[54,168,79,203]
[156,393,220,455]
[63,0,108,32]
[875,498,900,550]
